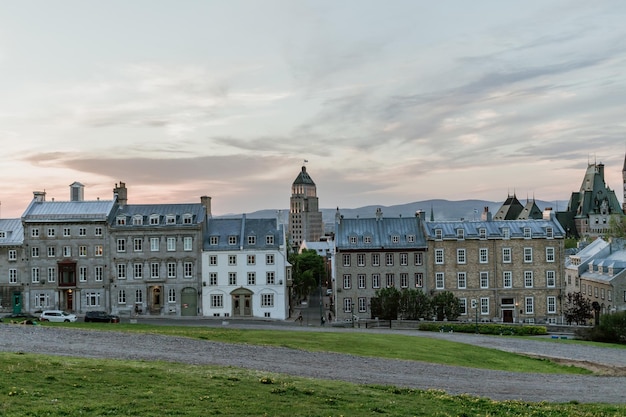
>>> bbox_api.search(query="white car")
[39,310,77,323]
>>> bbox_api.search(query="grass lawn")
[1,352,624,417]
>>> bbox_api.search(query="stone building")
[289,165,323,249]
[0,219,24,313]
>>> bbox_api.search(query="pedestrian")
[328,312,332,322]
[297,311,303,325]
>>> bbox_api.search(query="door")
[12,292,22,314]
[230,288,253,317]
[503,309,513,323]
[150,286,162,314]
[180,287,197,316]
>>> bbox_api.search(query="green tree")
[371,287,401,320]
[431,291,461,321]
[608,214,626,238]
[289,249,327,301]
[399,289,431,320]
[595,311,626,343]
[563,292,593,325]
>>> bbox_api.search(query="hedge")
[418,322,547,336]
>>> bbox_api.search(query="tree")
[289,249,327,301]
[371,287,401,320]
[431,291,461,321]
[608,214,626,238]
[563,292,593,325]
[399,289,431,320]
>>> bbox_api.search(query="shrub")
[418,322,547,336]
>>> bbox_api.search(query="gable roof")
[0,218,24,245]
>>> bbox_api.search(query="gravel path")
[1,324,625,404]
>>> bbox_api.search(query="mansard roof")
[0,218,24,245]
[204,215,284,250]
[335,216,427,249]
[110,203,206,226]
[423,218,565,240]
[22,199,116,222]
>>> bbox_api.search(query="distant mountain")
[220,199,570,225]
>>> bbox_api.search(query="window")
[9,269,17,284]
[31,228,39,237]
[228,255,237,266]
[184,262,193,278]
[392,235,400,243]
[79,227,87,236]
[167,237,176,251]
[357,253,366,266]
[546,247,555,262]
[525,297,534,314]
[358,297,367,313]
[372,274,380,289]
[95,245,103,256]
[435,229,442,240]
[342,254,351,267]
[435,272,444,289]
[150,238,159,251]
[47,246,56,257]
[168,263,176,278]
[79,266,87,282]
[459,298,467,315]
[502,228,510,239]
[134,263,143,279]
[8,249,16,261]
[524,271,533,288]
[400,273,408,288]
[400,253,408,266]
[523,247,532,263]
[209,272,218,286]
[457,272,466,289]
[79,246,87,257]
[344,298,353,313]
[457,249,466,264]
[414,253,423,265]
[435,249,444,264]
[210,236,219,245]
[248,235,256,245]
[116,216,126,225]
[364,235,372,244]
[151,263,159,279]
[266,271,275,285]
[546,270,556,287]
[168,288,176,303]
[502,248,512,263]
[371,253,380,266]
[247,272,255,285]
[31,247,39,257]
[211,294,223,308]
[266,235,274,245]
[601,288,606,299]
[149,215,159,225]
[63,227,71,237]
[456,229,464,239]
[547,296,556,314]
[385,253,394,266]
[47,267,56,283]
[133,238,142,252]
[546,227,553,239]
[415,273,423,288]
[183,214,192,224]
[117,239,126,252]
[136,289,143,303]
[479,228,487,239]
[228,235,237,245]
[166,215,176,224]
[228,272,237,285]
[118,290,126,304]
[503,271,512,288]
[608,290,612,301]
[34,293,50,308]
[479,248,488,263]
[480,272,489,288]
[47,228,55,237]
[523,227,531,238]
[358,274,366,289]
[261,293,274,307]
[386,273,394,288]
[133,215,143,226]
[343,274,351,289]
[95,227,102,236]
[183,237,192,251]
[407,235,415,243]
[247,255,256,265]
[349,236,357,244]
[95,266,103,282]
[117,264,126,280]
[266,254,274,265]
[480,297,489,315]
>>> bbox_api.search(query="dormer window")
[266,235,274,245]
[0,231,6,238]
[523,227,531,238]
[248,236,256,245]
[166,215,176,224]
[150,215,159,225]
[210,236,219,245]
[183,214,192,224]
[364,235,372,244]
[456,229,464,240]
[132,215,143,225]
[546,227,553,239]
[228,235,237,245]
[502,228,510,239]
[435,229,442,240]
[479,228,486,239]
[407,235,415,243]
[116,216,126,225]
[349,236,357,244]
[392,235,400,243]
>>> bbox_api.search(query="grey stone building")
[289,165,323,249]
[0,219,25,313]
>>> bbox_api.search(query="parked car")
[2,313,39,324]
[84,311,120,323]
[39,310,77,323]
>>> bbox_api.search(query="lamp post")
[471,299,478,333]
[319,272,324,326]
[351,301,355,328]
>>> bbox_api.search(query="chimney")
[481,206,492,222]
[415,210,425,221]
[33,191,46,202]
[200,196,212,218]
[335,207,341,224]
[70,182,84,202]
[375,207,383,221]
[113,182,128,207]
[543,207,553,220]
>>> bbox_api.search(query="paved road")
[2,322,625,404]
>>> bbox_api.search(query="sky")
[1,1,625,218]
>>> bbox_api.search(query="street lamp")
[351,301,355,328]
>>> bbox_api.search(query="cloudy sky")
[1,1,625,218]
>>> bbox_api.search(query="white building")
[202,215,290,320]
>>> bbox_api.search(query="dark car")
[84,311,120,323]
[2,313,39,324]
